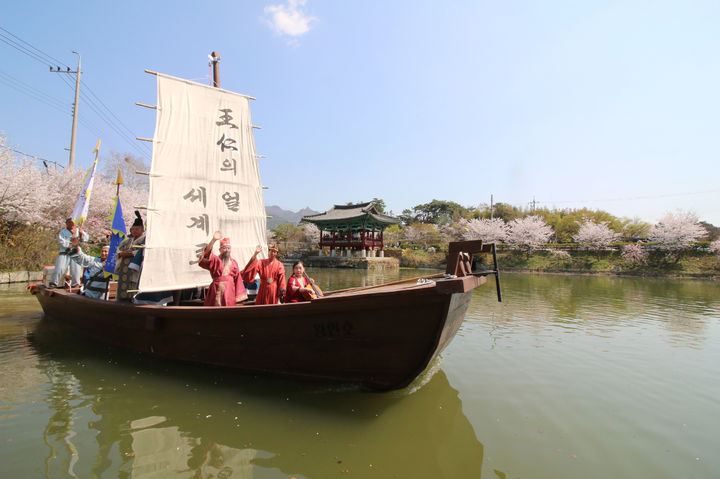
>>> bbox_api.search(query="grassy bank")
[0,223,57,272]
[495,249,720,277]
[0,223,105,272]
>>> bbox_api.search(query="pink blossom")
[507,215,553,252]
[1,138,148,242]
[649,210,706,250]
[462,218,509,244]
[621,243,648,265]
[573,219,620,250]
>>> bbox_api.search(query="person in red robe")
[198,231,247,306]
[242,243,286,305]
[285,261,314,303]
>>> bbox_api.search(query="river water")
[1,270,718,478]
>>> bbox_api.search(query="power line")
[0,25,70,68]
[81,80,152,155]
[8,148,65,170]
[1,26,151,160]
[0,69,69,111]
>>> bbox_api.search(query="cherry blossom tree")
[621,243,648,265]
[649,211,706,250]
[302,223,320,245]
[552,249,571,260]
[507,215,553,254]
[462,218,509,244]
[1,138,148,242]
[438,220,466,243]
[573,219,620,250]
[402,223,439,245]
[710,240,720,262]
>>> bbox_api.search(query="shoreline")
[498,267,719,280]
[2,266,718,285]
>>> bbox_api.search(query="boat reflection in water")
[30,319,486,478]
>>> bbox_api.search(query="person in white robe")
[49,217,89,288]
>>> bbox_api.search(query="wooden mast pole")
[210,51,221,88]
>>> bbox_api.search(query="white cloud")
[264,0,317,40]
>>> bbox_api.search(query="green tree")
[481,202,523,222]
[402,199,473,225]
[344,198,387,214]
[271,223,304,248]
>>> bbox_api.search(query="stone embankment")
[303,256,399,270]
[0,271,44,284]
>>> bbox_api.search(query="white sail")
[138,73,267,293]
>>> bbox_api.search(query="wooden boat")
[31,242,497,391]
[30,69,501,391]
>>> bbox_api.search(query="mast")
[209,51,221,88]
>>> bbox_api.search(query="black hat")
[133,210,144,228]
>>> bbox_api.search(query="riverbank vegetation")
[1,139,147,272]
[269,199,720,277]
[3,140,719,277]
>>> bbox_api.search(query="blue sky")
[2,0,719,224]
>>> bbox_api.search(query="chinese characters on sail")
[182,107,244,264]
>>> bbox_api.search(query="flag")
[71,140,101,223]
[103,195,127,279]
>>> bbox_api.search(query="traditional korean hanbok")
[285,276,309,303]
[199,254,247,306]
[50,227,89,287]
[114,233,145,301]
[242,258,286,305]
[69,247,107,299]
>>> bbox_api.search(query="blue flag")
[104,196,127,279]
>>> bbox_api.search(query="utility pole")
[50,51,81,169]
[490,194,494,219]
[209,51,221,88]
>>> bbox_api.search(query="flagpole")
[114,170,124,197]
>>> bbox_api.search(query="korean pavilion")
[301,202,400,257]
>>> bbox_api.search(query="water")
[1,271,719,478]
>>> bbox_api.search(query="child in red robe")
[242,244,286,305]
[285,261,313,303]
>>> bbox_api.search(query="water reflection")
[468,273,720,348]
[27,319,485,478]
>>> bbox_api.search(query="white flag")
[71,140,101,223]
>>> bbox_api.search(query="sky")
[2,0,719,225]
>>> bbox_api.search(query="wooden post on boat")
[446,240,502,302]
[210,51,221,88]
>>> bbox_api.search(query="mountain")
[265,205,320,229]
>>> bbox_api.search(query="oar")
[328,272,446,295]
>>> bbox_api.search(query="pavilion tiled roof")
[301,202,400,229]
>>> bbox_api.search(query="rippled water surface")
[1,271,719,478]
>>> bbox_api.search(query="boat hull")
[32,275,485,390]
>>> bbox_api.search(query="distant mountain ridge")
[266,205,320,228]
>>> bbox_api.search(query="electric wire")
[0,69,68,111]
[0,26,70,68]
[1,26,150,160]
